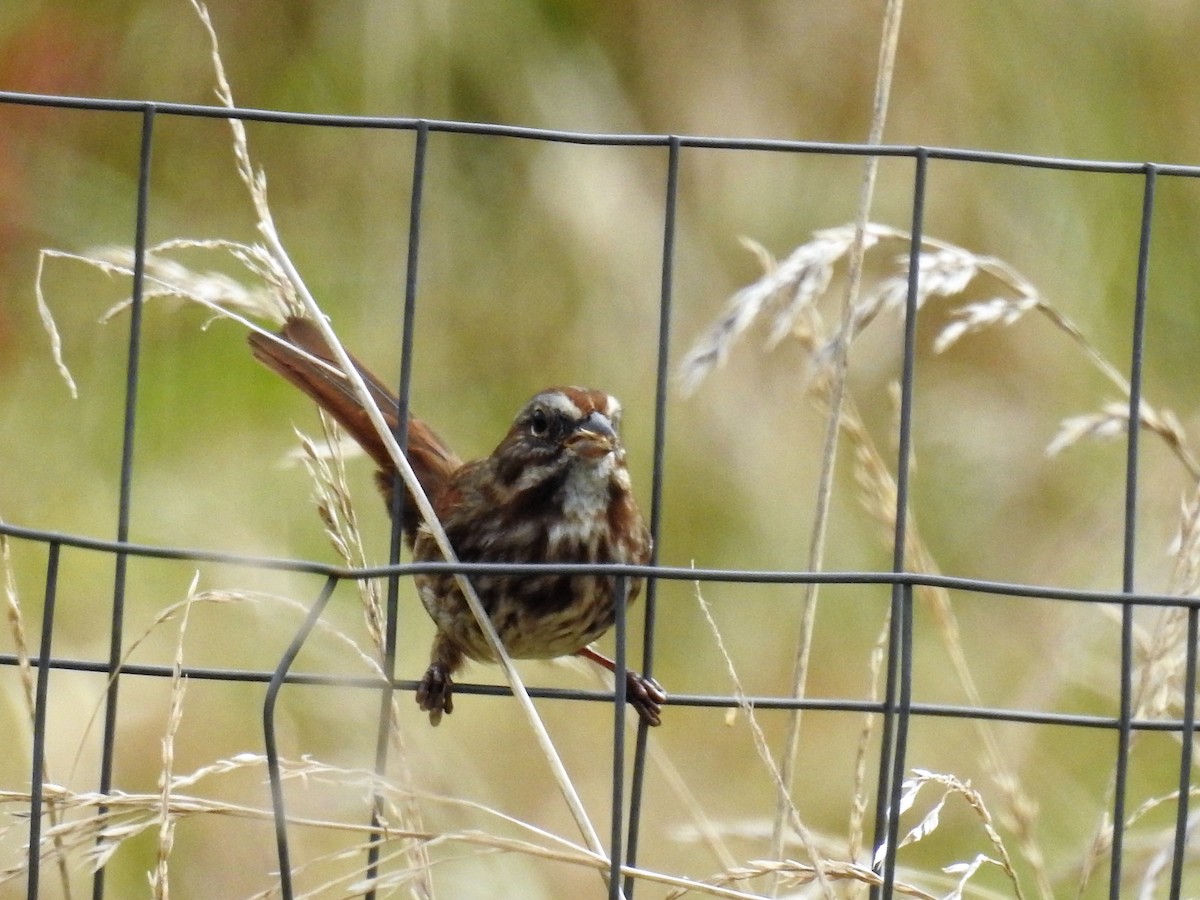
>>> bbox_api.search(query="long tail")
[248,317,461,541]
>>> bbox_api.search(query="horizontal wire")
[2,521,1198,609]
[4,89,1200,176]
[3,651,1197,734]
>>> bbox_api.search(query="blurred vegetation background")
[3,1,1200,897]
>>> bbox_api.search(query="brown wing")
[249,317,462,540]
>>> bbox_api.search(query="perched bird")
[249,318,664,725]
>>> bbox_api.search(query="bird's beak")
[565,412,617,460]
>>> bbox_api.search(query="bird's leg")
[576,645,666,727]
[416,635,464,726]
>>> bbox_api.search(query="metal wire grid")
[2,88,1200,900]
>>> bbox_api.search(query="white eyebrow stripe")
[536,391,584,419]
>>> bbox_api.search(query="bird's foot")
[626,670,667,727]
[416,662,455,726]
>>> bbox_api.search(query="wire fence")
[3,88,1200,899]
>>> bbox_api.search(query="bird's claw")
[416,663,454,726]
[626,670,667,727]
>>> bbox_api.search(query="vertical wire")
[880,594,916,898]
[265,575,339,900]
[27,542,61,900]
[365,119,428,900]
[1169,604,1198,896]
[871,148,926,897]
[623,134,680,899]
[870,597,904,895]
[610,574,629,899]
[1110,164,1156,897]
[94,103,155,900]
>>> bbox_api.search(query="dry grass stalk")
[683,222,1199,479]
[1076,813,1113,897]
[1046,402,1196,479]
[148,573,197,899]
[668,857,940,900]
[847,601,890,870]
[693,580,834,898]
[1125,792,1200,899]
[769,1,907,876]
[36,241,298,399]
[685,224,1062,890]
[196,0,608,864]
[696,580,835,897]
[843,394,1044,900]
[1130,604,1191,725]
[294,411,434,893]
[2,758,798,900]
[886,770,1021,894]
[0,529,35,738]
[1132,481,1200,728]
[1168,480,1200,598]
[57,583,397,810]
[682,213,1200,894]
[578,659,742,872]
[678,230,860,396]
[94,241,294,325]
[295,417,387,655]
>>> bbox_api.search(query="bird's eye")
[529,408,550,437]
